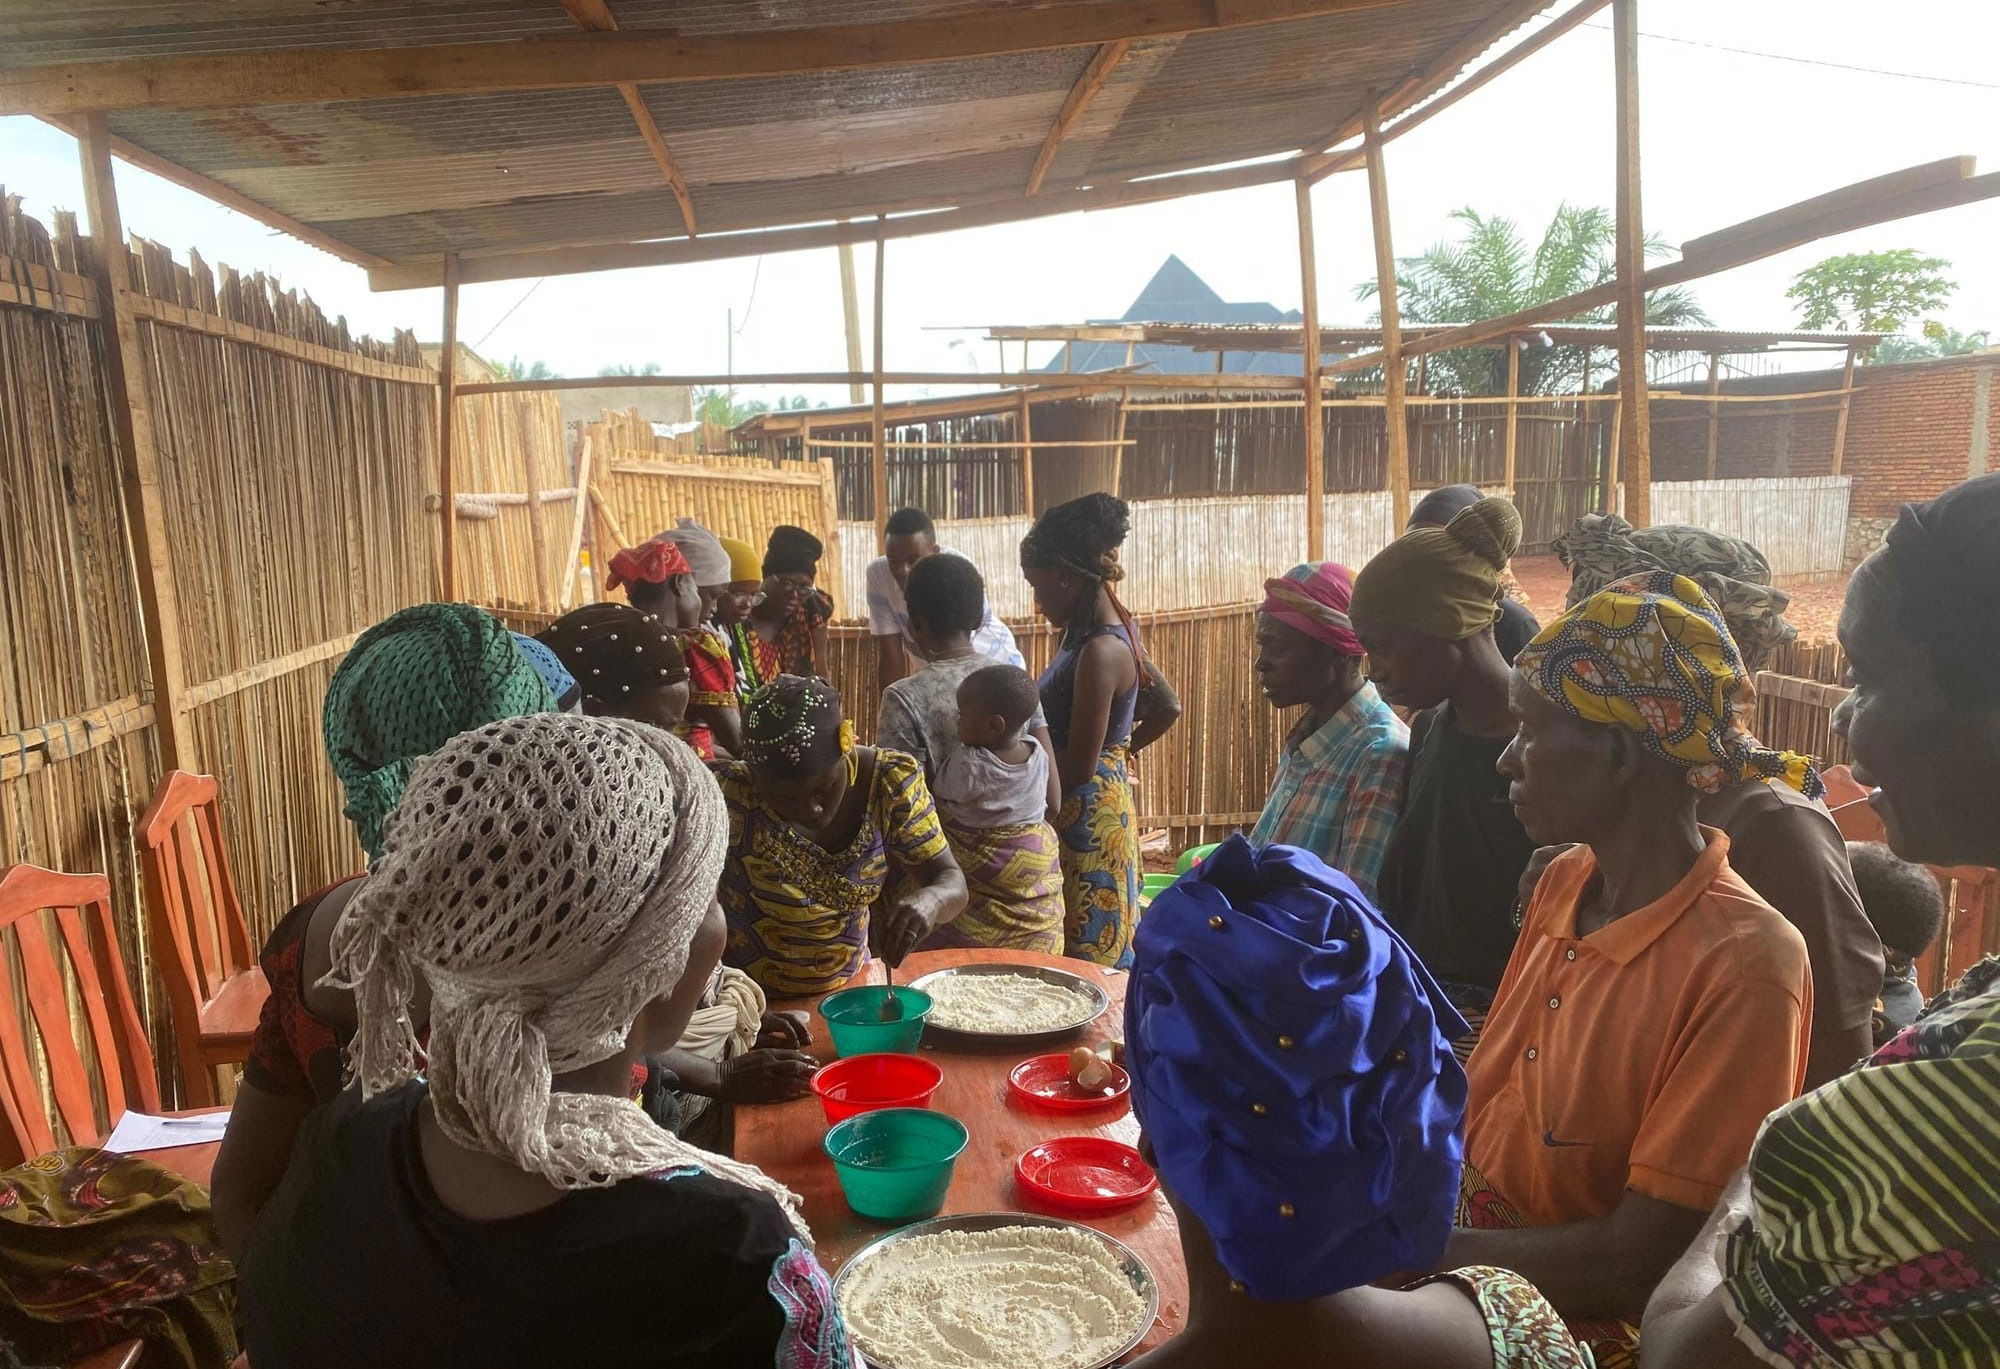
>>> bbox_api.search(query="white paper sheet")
[103,1109,230,1152]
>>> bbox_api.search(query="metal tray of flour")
[833,1212,1159,1369]
[905,962,1110,1043]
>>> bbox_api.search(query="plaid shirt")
[1249,682,1408,901]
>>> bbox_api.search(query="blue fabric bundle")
[510,632,580,712]
[1124,834,1468,1301]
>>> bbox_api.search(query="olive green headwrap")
[1350,496,1523,641]
[323,604,556,862]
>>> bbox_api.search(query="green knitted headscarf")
[323,604,556,862]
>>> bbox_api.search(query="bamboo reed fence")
[1,200,438,1107]
[450,390,575,614]
[595,453,844,606]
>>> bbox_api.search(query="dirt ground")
[1510,555,1850,646]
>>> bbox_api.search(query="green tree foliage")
[599,361,664,376]
[498,356,555,381]
[1870,323,1990,365]
[1355,205,1709,396]
[1786,250,1955,334]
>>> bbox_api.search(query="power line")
[734,255,765,334]
[1580,22,2000,90]
[471,276,546,350]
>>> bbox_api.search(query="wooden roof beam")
[1319,158,2000,379]
[38,115,391,271]
[555,0,699,237]
[1027,39,1132,196]
[0,0,1404,116]
[368,155,1312,290]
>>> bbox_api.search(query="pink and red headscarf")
[1260,562,1363,657]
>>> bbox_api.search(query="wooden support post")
[1017,390,1037,516]
[517,405,553,611]
[438,253,462,596]
[1362,94,1411,529]
[1606,394,1623,514]
[870,217,889,546]
[1830,343,1858,476]
[560,435,595,609]
[1111,390,1130,499]
[838,239,865,405]
[1704,351,1722,479]
[1612,0,1652,526]
[1503,338,1520,494]
[78,112,191,773]
[1063,340,1073,373]
[1294,174,1326,560]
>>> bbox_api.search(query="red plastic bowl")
[811,1053,944,1125]
[1015,1137,1159,1213]
[1007,1052,1131,1114]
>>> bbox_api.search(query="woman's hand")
[717,1048,820,1102]
[757,1009,812,1050]
[873,852,968,966]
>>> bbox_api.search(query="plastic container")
[819,985,933,1058]
[1175,843,1219,875]
[1007,1051,1131,1114]
[823,1108,968,1222]
[1138,872,1177,910]
[811,1053,943,1125]
[1015,1137,1158,1213]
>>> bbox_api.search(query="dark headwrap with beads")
[740,674,850,775]
[1125,834,1467,1302]
[536,603,687,709]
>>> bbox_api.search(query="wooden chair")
[136,771,267,1106]
[0,865,161,1162]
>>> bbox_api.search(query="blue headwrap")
[1125,834,1468,1302]
[510,632,580,712]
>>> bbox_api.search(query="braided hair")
[1020,492,1138,648]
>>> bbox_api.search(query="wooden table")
[735,947,1186,1358]
[121,1106,228,1188]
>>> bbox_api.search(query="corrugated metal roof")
[11,0,1540,273]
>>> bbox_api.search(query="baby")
[933,664,1051,830]
[1847,840,1945,1045]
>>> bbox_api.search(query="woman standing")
[238,714,847,1367]
[718,534,779,702]
[656,519,746,758]
[718,675,968,997]
[746,525,833,678]
[1642,470,2000,1369]
[1020,492,1160,968]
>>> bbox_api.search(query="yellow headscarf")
[1514,570,1823,797]
[718,534,763,584]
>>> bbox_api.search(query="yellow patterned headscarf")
[1515,571,1823,798]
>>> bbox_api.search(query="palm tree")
[1870,325,1992,364]
[1354,205,1710,396]
[599,361,664,376]
[498,356,556,381]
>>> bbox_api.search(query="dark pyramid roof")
[1043,254,1306,375]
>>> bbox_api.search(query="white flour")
[925,974,1097,1033]
[839,1225,1148,1369]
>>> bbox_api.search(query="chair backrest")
[137,771,253,1017]
[0,865,161,1159]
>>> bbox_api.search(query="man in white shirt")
[866,506,1024,686]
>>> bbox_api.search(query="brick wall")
[1652,353,1998,534]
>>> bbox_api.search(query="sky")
[6,0,1998,405]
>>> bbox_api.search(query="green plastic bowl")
[1176,843,1219,875]
[823,1107,968,1222]
[819,985,933,1058]
[1138,871,1177,912]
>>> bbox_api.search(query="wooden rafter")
[554,0,699,237]
[40,115,390,271]
[369,155,1306,290]
[0,0,1403,116]
[1027,39,1133,196]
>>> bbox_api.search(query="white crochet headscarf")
[325,712,807,1236]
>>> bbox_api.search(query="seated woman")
[745,525,834,679]
[876,552,1064,953]
[210,603,558,1255]
[605,535,739,758]
[717,533,779,701]
[538,603,820,1129]
[1450,573,1816,1364]
[237,714,848,1368]
[1126,835,1587,1369]
[718,675,968,997]
[1643,470,2000,1369]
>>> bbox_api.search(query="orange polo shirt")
[1464,829,1811,1223]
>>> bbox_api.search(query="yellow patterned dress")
[716,748,949,997]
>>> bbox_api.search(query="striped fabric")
[1721,957,2000,1367]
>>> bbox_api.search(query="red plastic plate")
[1015,1137,1158,1213]
[1007,1052,1131,1113]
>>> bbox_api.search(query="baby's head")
[957,664,1038,749]
[1847,840,1944,965]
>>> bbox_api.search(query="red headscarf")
[605,539,689,591]
[1260,562,1364,657]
